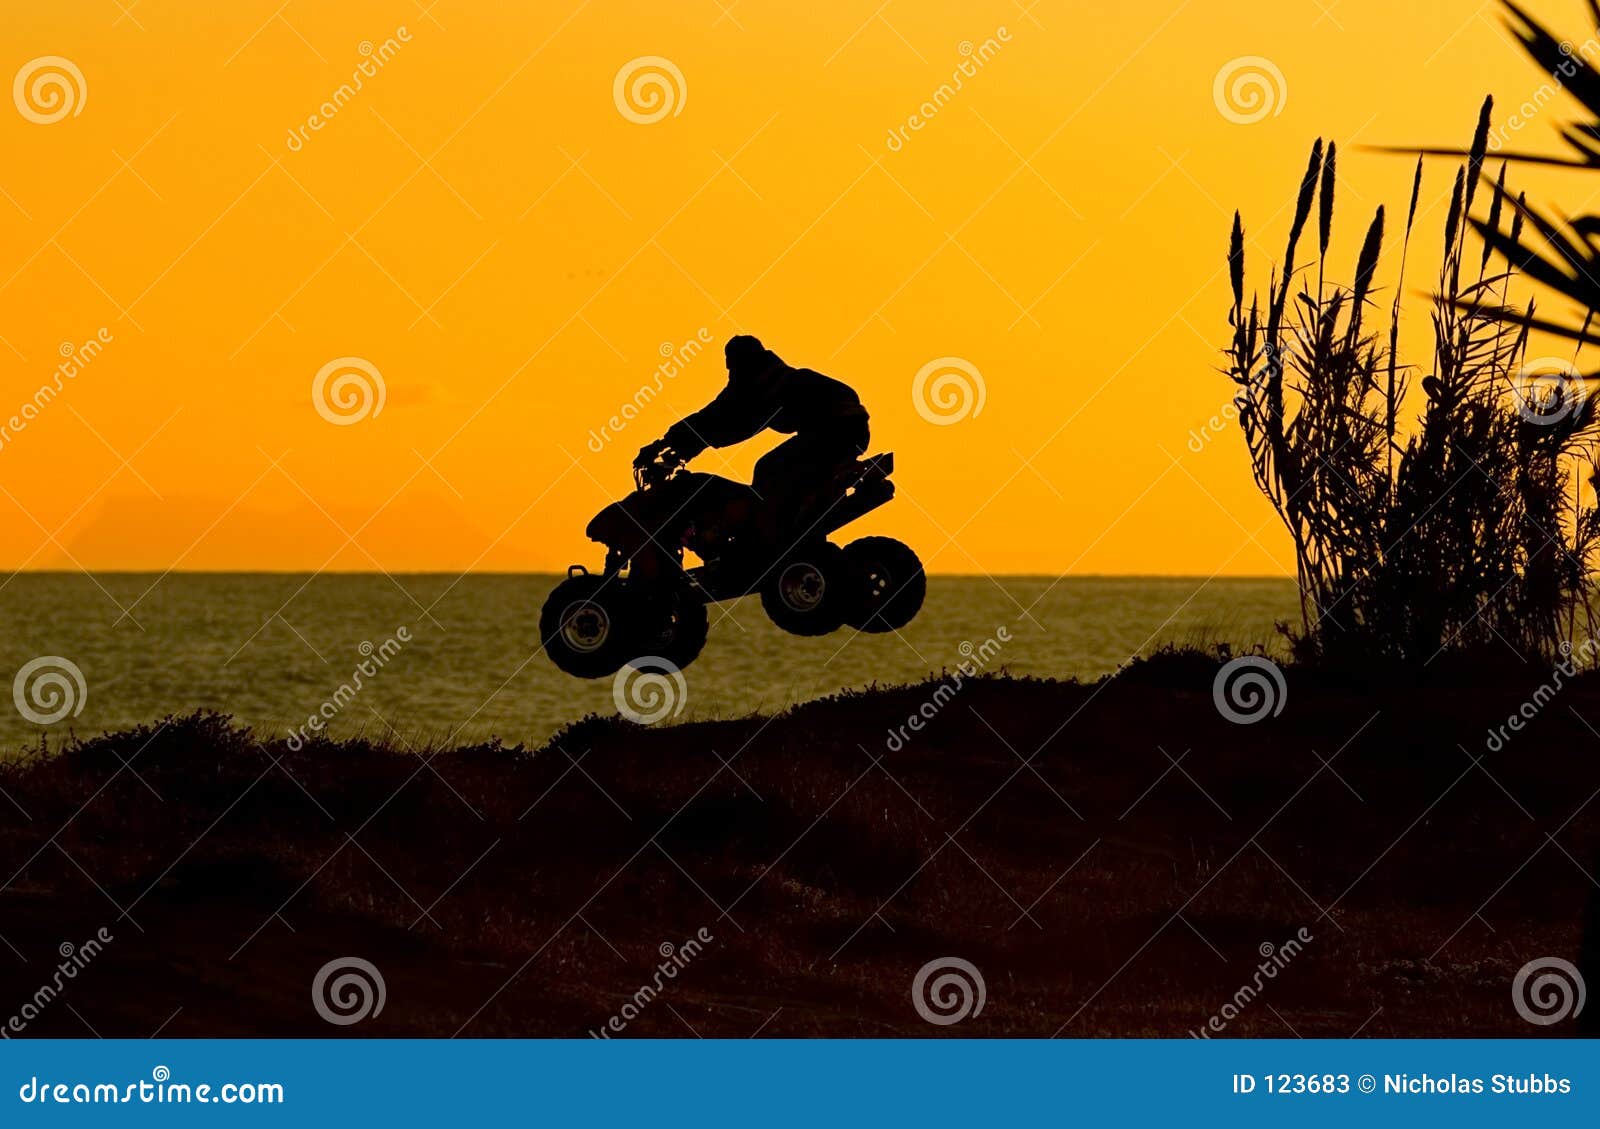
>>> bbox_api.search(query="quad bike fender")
[585,499,651,554]
[586,471,758,554]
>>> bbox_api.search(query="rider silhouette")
[636,335,870,540]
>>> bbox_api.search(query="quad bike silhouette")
[540,449,925,677]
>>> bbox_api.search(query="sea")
[0,574,1298,752]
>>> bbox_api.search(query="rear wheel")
[842,537,925,633]
[540,574,636,678]
[760,543,847,636]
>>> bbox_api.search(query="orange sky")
[1,0,1595,574]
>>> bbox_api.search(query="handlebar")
[634,458,677,491]
[633,442,688,490]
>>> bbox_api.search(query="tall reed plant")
[1223,99,1600,664]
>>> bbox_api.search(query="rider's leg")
[752,421,870,548]
[751,435,811,549]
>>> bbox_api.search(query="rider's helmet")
[725,333,766,374]
[725,334,785,386]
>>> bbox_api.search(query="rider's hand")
[634,440,666,469]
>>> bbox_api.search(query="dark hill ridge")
[0,660,1595,1036]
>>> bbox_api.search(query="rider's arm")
[661,383,767,459]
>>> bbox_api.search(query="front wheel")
[842,537,925,633]
[540,574,636,678]
[760,543,847,636]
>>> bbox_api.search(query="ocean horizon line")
[0,568,1297,581]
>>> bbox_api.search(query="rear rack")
[815,461,895,539]
[858,451,894,479]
